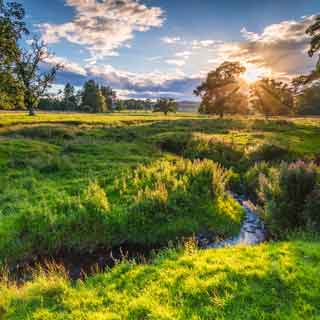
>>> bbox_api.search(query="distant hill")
[177,101,200,113]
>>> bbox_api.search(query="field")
[1,112,320,319]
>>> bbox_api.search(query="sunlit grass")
[1,240,320,319]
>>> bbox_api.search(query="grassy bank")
[1,239,320,319]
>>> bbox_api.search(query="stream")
[197,193,267,249]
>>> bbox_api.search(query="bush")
[244,162,272,201]
[303,188,320,231]
[259,161,319,236]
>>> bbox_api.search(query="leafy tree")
[15,39,62,115]
[153,98,178,115]
[81,80,107,113]
[194,61,246,118]
[100,85,116,111]
[306,15,320,70]
[62,83,78,110]
[0,0,28,110]
[250,78,293,118]
[295,82,320,115]
[115,100,125,112]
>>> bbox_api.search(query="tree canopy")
[194,61,246,117]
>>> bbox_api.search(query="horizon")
[21,0,320,100]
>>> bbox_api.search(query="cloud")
[175,51,192,58]
[44,54,88,76]
[161,36,181,44]
[52,62,200,100]
[231,15,318,77]
[165,59,187,67]
[39,0,165,60]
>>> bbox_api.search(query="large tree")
[306,15,320,70]
[194,61,246,118]
[153,98,178,115]
[15,39,62,115]
[0,0,28,110]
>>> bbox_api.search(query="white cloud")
[229,15,318,77]
[165,59,186,67]
[44,54,88,76]
[175,51,192,58]
[161,36,181,44]
[39,0,165,60]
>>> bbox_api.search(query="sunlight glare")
[241,63,271,84]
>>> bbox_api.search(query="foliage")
[81,80,107,113]
[250,78,294,117]
[306,15,320,71]
[0,1,28,110]
[195,61,246,117]
[243,161,273,201]
[100,85,116,111]
[295,82,320,115]
[259,161,319,236]
[15,39,62,115]
[153,98,178,115]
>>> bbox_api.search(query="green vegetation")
[1,239,320,319]
[0,113,320,318]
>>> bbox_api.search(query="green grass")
[1,239,320,319]
[1,112,320,319]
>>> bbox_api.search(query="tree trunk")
[25,96,36,116]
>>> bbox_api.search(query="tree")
[62,83,78,110]
[153,98,178,115]
[81,80,107,113]
[115,100,125,112]
[15,39,62,115]
[194,61,246,118]
[100,85,116,111]
[295,82,320,115]
[250,78,293,118]
[306,15,320,71]
[0,0,28,110]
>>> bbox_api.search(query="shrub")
[259,161,319,236]
[303,188,320,231]
[244,162,272,201]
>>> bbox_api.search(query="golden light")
[241,63,271,84]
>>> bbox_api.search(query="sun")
[241,63,271,84]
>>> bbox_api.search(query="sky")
[21,0,320,100]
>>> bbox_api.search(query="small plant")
[84,181,110,212]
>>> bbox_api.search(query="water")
[197,193,267,249]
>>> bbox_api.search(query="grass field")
[1,112,320,319]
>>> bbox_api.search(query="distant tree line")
[39,81,116,113]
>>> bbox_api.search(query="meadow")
[1,112,320,319]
